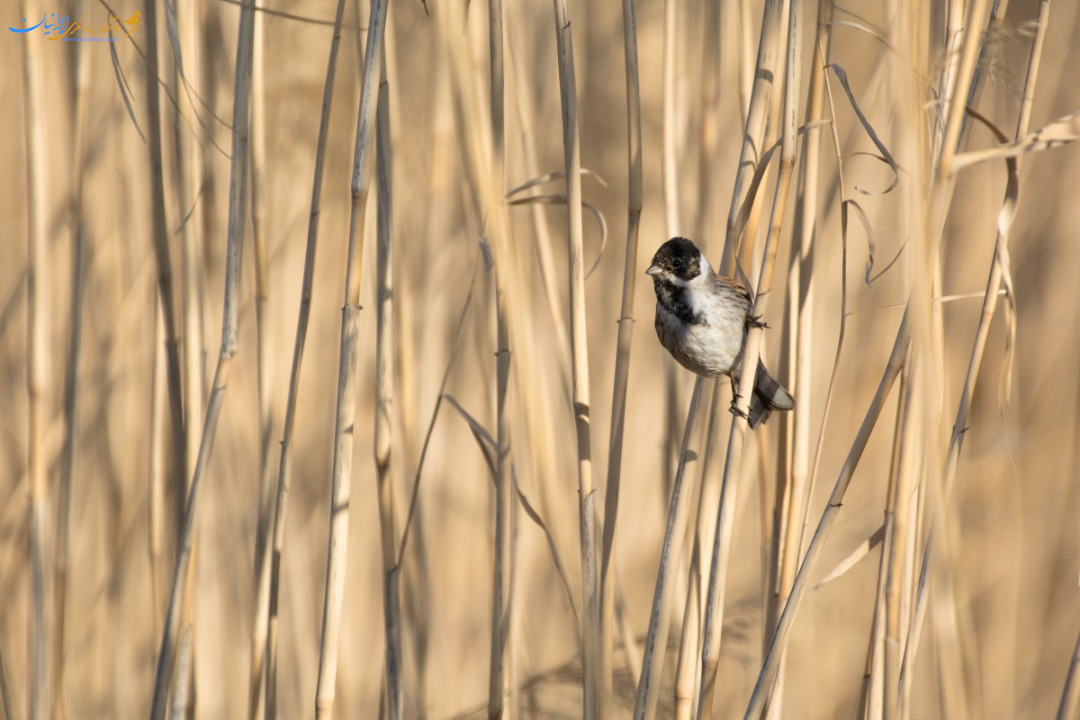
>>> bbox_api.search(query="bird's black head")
[647,237,702,281]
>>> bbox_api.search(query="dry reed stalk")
[600,0,643,699]
[698,1,799,716]
[19,0,50,714]
[262,0,349,715]
[485,0,514,714]
[246,3,275,716]
[896,1,1051,712]
[634,377,705,720]
[149,0,257,713]
[550,0,601,713]
[373,50,403,719]
[719,0,786,273]
[745,308,911,718]
[777,0,832,616]
[313,0,388,711]
[1058,628,1080,720]
[142,0,189,518]
[149,300,168,641]
[53,23,91,718]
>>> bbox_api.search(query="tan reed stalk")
[0,635,12,720]
[719,0,786,273]
[600,0,644,699]
[777,0,832,615]
[149,300,168,641]
[245,4,275,716]
[506,19,572,386]
[898,1,1052,709]
[261,0,348,715]
[149,0,257,713]
[53,21,90,717]
[634,377,705,720]
[313,0,389,713]
[697,1,799,716]
[142,0,189,515]
[744,308,911,719]
[550,0,600,713]
[883,355,918,720]
[485,0,514,713]
[373,51,404,719]
[20,1,50,714]
[1057,628,1080,720]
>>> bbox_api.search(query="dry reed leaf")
[107,30,145,142]
[952,111,1080,172]
[962,106,1019,404]
[827,63,898,195]
[815,525,885,588]
[442,396,581,627]
[506,168,609,198]
[162,0,184,77]
[508,195,608,278]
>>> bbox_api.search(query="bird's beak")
[645,264,661,276]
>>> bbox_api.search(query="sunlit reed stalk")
[246,3,275,716]
[720,0,785,273]
[550,0,600,713]
[149,0,257,714]
[374,49,403,720]
[263,1,349,716]
[486,0,514,712]
[20,0,49,715]
[1057,628,1080,720]
[745,309,911,718]
[898,0,1050,710]
[634,377,704,720]
[314,0,388,713]
[696,2,798,717]
[600,0,643,699]
[53,20,90,718]
[142,0,188,520]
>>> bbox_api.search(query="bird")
[646,236,794,428]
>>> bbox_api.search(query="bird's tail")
[749,359,795,429]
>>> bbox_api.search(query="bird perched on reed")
[647,237,794,428]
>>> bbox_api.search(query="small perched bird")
[647,237,794,428]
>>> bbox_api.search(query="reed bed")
[1,0,1079,717]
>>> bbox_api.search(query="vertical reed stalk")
[744,309,911,719]
[601,0,643,699]
[246,2,274,715]
[314,0,388,713]
[487,0,514,712]
[143,0,189,522]
[20,0,50,715]
[719,0,786,273]
[634,378,705,720]
[551,0,600,713]
[149,0,257,713]
[374,51,403,720]
[263,0,349,716]
[54,17,91,717]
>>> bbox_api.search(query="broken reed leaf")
[506,167,608,199]
[827,63,899,196]
[951,110,1080,172]
[508,194,608,278]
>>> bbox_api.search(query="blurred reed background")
[1,0,1079,716]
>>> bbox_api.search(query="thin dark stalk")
[263,0,349,716]
[601,0,643,699]
[314,0,389,712]
[149,0,257,713]
[552,0,600,713]
[634,378,705,720]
